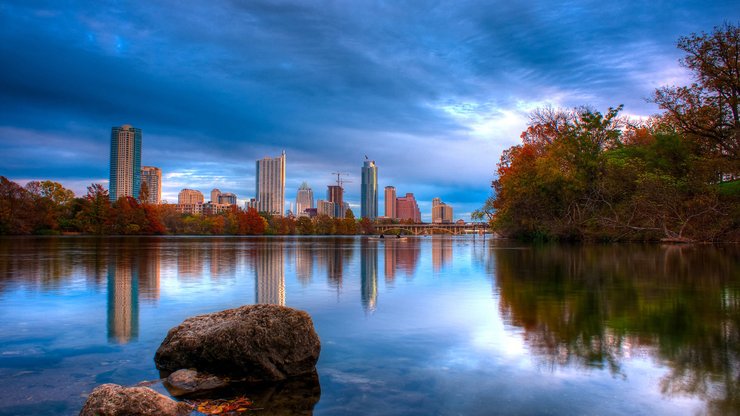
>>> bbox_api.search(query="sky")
[0,1,734,221]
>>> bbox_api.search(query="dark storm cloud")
[0,0,733,218]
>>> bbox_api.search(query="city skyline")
[0,1,733,221]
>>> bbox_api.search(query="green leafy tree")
[76,184,112,234]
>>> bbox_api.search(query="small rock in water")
[79,383,192,416]
[165,368,230,396]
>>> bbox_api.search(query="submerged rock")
[154,304,321,382]
[165,368,230,396]
[79,383,191,416]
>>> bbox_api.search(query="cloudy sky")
[0,1,732,220]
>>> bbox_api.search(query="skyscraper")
[140,166,161,204]
[109,125,142,201]
[327,185,344,218]
[256,151,286,216]
[396,193,421,223]
[361,159,378,220]
[384,186,396,219]
[296,182,314,217]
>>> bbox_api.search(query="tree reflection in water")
[492,243,740,414]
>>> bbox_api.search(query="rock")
[155,304,321,382]
[165,368,230,396]
[79,383,192,416]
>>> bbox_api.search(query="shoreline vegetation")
[473,24,740,243]
[0,178,384,237]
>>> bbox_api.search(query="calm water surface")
[0,236,738,415]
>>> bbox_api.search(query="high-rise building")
[256,151,286,216]
[296,182,314,217]
[396,193,421,223]
[327,185,344,219]
[432,197,454,223]
[384,186,396,219]
[140,166,161,204]
[210,188,221,203]
[178,189,204,204]
[219,192,237,205]
[361,160,378,220]
[109,125,142,201]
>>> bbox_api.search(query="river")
[0,236,738,415]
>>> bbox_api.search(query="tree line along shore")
[473,24,740,243]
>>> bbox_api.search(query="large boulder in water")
[154,304,321,382]
[79,383,192,416]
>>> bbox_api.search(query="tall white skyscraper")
[295,182,314,217]
[140,166,161,204]
[256,151,286,216]
[109,125,142,201]
[361,159,378,220]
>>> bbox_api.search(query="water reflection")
[361,240,378,313]
[294,243,313,284]
[106,253,139,343]
[431,237,453,272]
[255,242,285,305]
[1,237,739,415]
[493,244,740,414]
[383,238,420,282]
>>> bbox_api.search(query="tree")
[111,196,149,234]
[0,177,34,234]
[296,216,314,235]
[358,217,375,234]
[653,23,740,163]
[340,208,358,234]
[314,214,335,235]
[76,184,112,234]
[237,208,267,235]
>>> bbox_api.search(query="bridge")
[373,222,490,236]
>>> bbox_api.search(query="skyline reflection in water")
[0,236,737,415]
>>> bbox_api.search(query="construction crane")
[331,172,352,189]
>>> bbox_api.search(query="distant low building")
[317,199,334,217]
[178,189,204,205]
[203,202,232,215]
[245,198,258,211]
[176,203,204,215]
[304,208,318,218]
[140,166,162,204]
[432,197,453,224]
[396,193,421,223]
[218,192,237,205]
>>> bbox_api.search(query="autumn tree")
[0,177,34,234]
[296,216,314,235]
[237,208,267,235]
[653,23,740,166]
[75,184,112,234]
